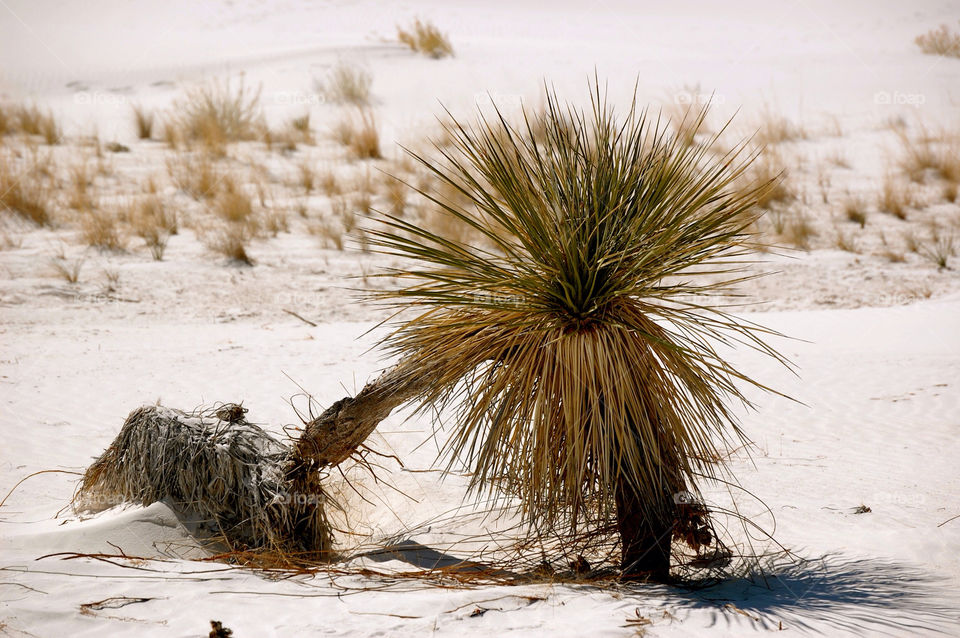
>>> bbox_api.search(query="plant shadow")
[674,553,957,635]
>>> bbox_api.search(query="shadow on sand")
[674,553,958,635]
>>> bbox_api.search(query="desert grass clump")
[167,78,264,154]
[207,222,254,265]
[333,110,382,160]
[0,152,52,225]
[397,19,454,58]
[15,104,61,144]
[166,152,222,199]
[317,62,372,105]
[878,174,916,220]
[782,214,817,250]
[131,195,177,260]
[132,104,155,139]
[50,253,84,284]
[915,22,960,58]
[918,232,955,269]
[754,110,807,145]
[366,85,787,582]
[76,405,332,555]
[80,206,125,251]
[843,195,868,228]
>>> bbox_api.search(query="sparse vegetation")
[843,195,868,228]
[14,104,61,144]
[132,104,155,140]
[207,223,254,265]
[50,252,84,283]
[130,195,176,260]
[915,22,960,58]
[754,110,807,145]
[878,175,916,220]
[166,78,264,154]
[367,86,784,581]
[0,151,52,225]
[80,206,125,251]
[918,232,955,269]
[782,214,817,250]
[397,18,454,58]
[333,110,381,159]
[317,62,372,105]
[167,152,222,199]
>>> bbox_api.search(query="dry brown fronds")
[131,104,155,139]
[317,62,372,105]
[915,22,960,58]
[333,110,382,160]
[397,19,454,58]
[878,174,916,220]
[381,174,407,217]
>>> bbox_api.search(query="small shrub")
[0,153,52,225]
[132,104,155,139]
[333,110,381,159]
[80,207,125,251]
[397,19,454,58]
[166,153,221,199]
[167,78,264,154]
[208,224,254,265]
[317,62,372,105]
[916,22,960,58]
[878,175,916,220]
[843,195,868,227]
[50,254,84,283]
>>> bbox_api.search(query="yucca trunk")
[614,477,673,582]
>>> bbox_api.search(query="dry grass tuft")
[333,110,382,160]
[0,151,52,225]
[132,104,155,140]
[842,195,868,228]
[14,104,61,144]
[80,206,125,251]
[381,174,408,217]
[782,214,817,250]
[207,223,254,264]
[130,195,177,260]
[317,62,372,105]
[167,152,222,199]
[397,18,454,58]
[50,252,84,283]
[833,226,859,253]
[918,232,955,269]
[166,78,264,154]
[877,174,916,220]
[915,22,960,58]
[298,160,315,193]
[754,111,807,145]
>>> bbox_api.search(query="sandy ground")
[2,1,960,636]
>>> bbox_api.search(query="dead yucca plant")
[367,84,787,582]
[317,61,372,105]
[131,104,155,139]
[397,18,454,58]
[915,22,960,58]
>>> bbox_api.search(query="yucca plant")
[367,82,787,582]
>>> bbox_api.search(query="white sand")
[2,1,960,636]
